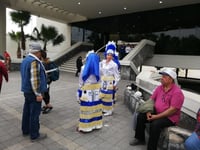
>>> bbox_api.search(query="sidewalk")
[0,71,147,150]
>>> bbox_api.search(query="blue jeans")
[185,132,200,150]
[22,93,41,139]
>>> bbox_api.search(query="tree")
[10,10,31,51]
[8,31,21,58]
[29,24,65,51]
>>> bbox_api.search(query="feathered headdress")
[105,41,116,55]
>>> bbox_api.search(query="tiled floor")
[0,71,147,150]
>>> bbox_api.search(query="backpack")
[48,62,60,81]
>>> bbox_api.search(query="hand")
[146,112,152,120]
[147,114,158,121]
[36,95,43,102]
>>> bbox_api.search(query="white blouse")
[100,59,120,86]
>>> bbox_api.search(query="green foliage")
[10,10,31,27]
[53,34,65,45]
[10,10,31,51]
[29,24,65,51]
[8,31,22,58]
[8,31,21,42]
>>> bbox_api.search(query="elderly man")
[130,68,184,150]
[20,43,47,142]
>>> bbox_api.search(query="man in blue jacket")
[21,43,47,142]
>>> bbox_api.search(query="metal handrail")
[95,45,106,54]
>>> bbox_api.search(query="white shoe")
[103,111,112,116]
[78,127,92,133]
[95,124,103,129]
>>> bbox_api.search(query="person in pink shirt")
[129,68,184,150]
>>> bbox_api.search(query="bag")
[48,62,60,81]
[136,99,154,113]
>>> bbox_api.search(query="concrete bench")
[124,88,193,150]
[158,126,192,150]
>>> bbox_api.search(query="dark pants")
[22,93,41,139]
[75,67,81,76]
[135,113,175,150]
[43,87,50,105]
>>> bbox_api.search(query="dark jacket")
[42,58,52,84]
[76,56,83,69]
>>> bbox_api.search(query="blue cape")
[82,53,100,82]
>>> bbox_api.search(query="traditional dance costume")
[100,41,120,116]
[78,52,103,132]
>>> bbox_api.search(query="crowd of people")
[18,41,121,141]
[118,43,135,59]
[1,41,198,150]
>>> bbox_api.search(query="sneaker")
[77,127,92,133]
[129,138,145,146]
[95,124,103,129]
[41,106,47,111]
[31,133,47,142]
[103,111,112,116]
[43,107,53,114]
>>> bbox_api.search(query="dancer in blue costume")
[100,41,120,116]
[77,51,103,132]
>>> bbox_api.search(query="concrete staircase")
[59,51,87,73]
[59,51,104,73]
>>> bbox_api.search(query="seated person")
[129,68,184,150]
[184,108,200,150]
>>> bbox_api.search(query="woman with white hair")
[100,41,120,116]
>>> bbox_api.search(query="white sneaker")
[78,127,92,133]
[95,124,103,129]
[103,111,112,116]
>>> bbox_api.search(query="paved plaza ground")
[0,71,147,150]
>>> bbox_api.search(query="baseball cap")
[29,43,42,53]
[159,68,177,79]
